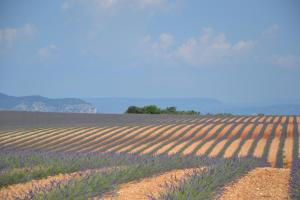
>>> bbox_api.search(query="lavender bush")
[152,157,268,200]
[290,159,300,200]
[0,150,216,188]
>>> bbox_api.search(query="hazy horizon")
[1,0,300,103]
[2,92,300,106]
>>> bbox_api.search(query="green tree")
[126,106,143,114]
[166,107,177,113]
[143,105,161,114]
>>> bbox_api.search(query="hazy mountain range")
[0,93,96,113]
[1,93,299,115]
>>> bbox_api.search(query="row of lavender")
[290,117,300,199]
[1,151,267,200]
[0,111,294,130]
[0,115,298,168]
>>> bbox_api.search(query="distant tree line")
[125,105,200,115]
[205,113,235,117]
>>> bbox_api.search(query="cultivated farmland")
[0,111,299,199]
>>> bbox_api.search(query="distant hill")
[85,97,300,115]
[0,93,96,113]
[1,93,299,115]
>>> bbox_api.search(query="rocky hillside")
[0,93,96,113]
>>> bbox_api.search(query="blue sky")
[0,0,300,103]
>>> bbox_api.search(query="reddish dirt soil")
[219,167,291,200]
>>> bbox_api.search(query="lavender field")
[0,111,299,199]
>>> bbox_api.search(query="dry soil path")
[219,167,291,200]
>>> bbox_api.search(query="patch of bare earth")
[219,167,291,200]
[98,168,200,200]
[0,167,116,200]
